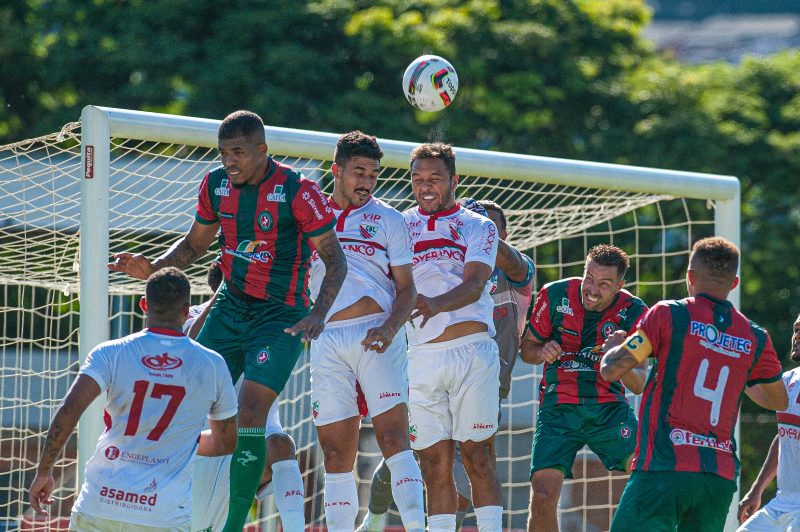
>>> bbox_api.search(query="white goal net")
[0,106,739,531]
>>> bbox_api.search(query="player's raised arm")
[29,374,101,514]
[285,228,346,341]
[109,219,218,279]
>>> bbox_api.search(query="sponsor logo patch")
[669,428,732,453]
[237,450,258,466]
[105,446,120,460]
[141,352,183,371]
[215,178,230,197]
[225,240,273,264]
[267,184,286,203]
[556,297,574,316]
[689,321,752,358]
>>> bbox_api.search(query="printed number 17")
[124,380,186,441]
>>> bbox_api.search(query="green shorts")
[530,402,637,479]
[195,286,307,394]
[610,471,736,532]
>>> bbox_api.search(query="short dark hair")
[207,261,223,293]
[145,267,190,320]
[477,200,506,231]
[334,131,383,167]
[410,142,456,178]
[218,110,266,142]
[689,237,739,283]
[586,244,629,278]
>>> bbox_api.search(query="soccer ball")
[402,55,459,112]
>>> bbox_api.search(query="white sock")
[271,459,305,532]
[324,471,359,532]
[385,450,425,531]
[428,513,457,532]
[474,505,503,532]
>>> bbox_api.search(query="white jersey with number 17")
[72,328,237,529]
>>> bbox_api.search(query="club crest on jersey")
[214,179,230,197]
[226,240,273,263]
[449,223,462,241]
[601,321,618,339]
[556,297,574,316]
[360,223,378,239]
[267,184,286,203]
[256,349,270,365]
[257,210,273,231]
[141,352,183,371]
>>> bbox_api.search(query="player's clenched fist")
[601,329,628,352]
[540,340,563,364]
[108,252,155,280]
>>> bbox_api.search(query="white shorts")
[737,501,800,532]
[70,511,187,532]
[407,332,500,450]
[191,401,284,532]
[311,313,408,426]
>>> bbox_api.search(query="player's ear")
[331,162,340,179]
[731,275,740,291]
[259,142,268,156]
[182,303,190,321]
[139,296,147,313]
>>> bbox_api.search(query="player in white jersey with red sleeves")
[404,142,502,532]
[737,312,800,531]
[185,262,306,532]
[29,268,238,532]
[308,131,424,532]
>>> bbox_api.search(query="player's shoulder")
[203,166,228,186]
[618,288,647,308]
[370,197,404,219]
[539,277,579,298]
[783,366,800,384]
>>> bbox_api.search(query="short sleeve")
[291,178,336,237]
[528,288,553,341]
[636,303,671,359]
[195,172,218,225]
[79,344,112,392]
[747,331,783,386]
[464,217,498,268]
[209,356,238,421]
[386,211,413,267]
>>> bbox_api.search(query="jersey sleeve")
[78,344,113,392]
[626,298,649,331]
[194,172,218,225]
[464,217,498,268]
[386,210,413,267]
[634,302,671,359]
[747,330,783,386]
[291,178,336,237]
[209,356,238,421]
[509,255,536,289]
[528,287,553,342]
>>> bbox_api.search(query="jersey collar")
[145,327,185,337]
[330,196,373,232]
[421,202,461,231]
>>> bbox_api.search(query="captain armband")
[625,330,653,363]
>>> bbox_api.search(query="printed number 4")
[693,359,729,427]
[124,380,186,441]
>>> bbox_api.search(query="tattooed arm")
[29,374,101,514]
[109,220,219,280]
[284,228,346,341]
[198,414,239,456]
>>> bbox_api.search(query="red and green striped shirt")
[529,277,648,408]
[632,293,783,480]
[195,159,335,308]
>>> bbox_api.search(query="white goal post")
[0,104,741,530]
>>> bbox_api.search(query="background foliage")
[3,0,798,500]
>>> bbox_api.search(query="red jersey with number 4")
[195,159,336,308]
[72,328,238,528]
[529,277,648,408]
[633,294,782,480]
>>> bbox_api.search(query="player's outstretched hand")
[409,294,440,329]
[737,490,762,524]
[285,311,325,342]
[108,252,155,280]
[361,324,396,353]
[601,330,628,352]
[29,472,55,515]
[541,340,563,364]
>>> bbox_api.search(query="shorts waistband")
[324,312,387,329]
[410,332,492,352]
[224,281,265,304]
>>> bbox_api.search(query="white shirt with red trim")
[403,203,498,346]
[772,367,800,512]
[73,328,237,528]
[309,196,412,320]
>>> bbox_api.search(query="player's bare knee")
[376,428,409,458]
[461,441,495,478]
[266,432,296,464]
[530,473,561,506]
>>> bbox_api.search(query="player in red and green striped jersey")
[109,110,347,532]
[601,236,788,531]
[521,244,648,532]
